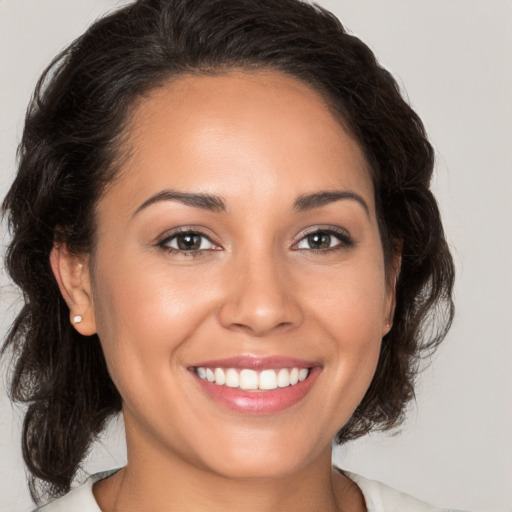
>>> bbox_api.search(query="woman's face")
[82,71,394,478]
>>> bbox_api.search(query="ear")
[50,243,97,336]
[383,251,402,336]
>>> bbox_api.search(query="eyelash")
[156,227,353,256]
[157,228,219,257]
[292,227,354,253]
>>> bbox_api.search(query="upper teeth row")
[196,367,309,390]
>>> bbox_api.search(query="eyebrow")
[293,190,370,216]
[133,188,369,217]
[134,190,227,216]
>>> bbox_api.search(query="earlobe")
[50,243,97,336]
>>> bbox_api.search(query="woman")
[2,0,460,510]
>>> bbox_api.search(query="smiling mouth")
[194,366,310,391]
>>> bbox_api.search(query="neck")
[94,420,364,512]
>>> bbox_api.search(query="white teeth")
[298,368,308,382]
[259,369,278,390]
[239,369,258,390]
[225,368,240,388]
[214,367,226,385]
[195,366,310,390]
[277,368,290,388]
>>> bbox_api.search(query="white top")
[32,468,467,511]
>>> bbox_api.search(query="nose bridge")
[218,243,302,336]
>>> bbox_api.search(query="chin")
[191,424,332,481]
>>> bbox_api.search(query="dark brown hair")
[2,0,454,503]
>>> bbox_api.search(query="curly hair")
[2,0,454,503]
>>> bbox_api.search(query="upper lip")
[189,355,320,370]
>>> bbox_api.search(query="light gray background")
[1,1,511,511]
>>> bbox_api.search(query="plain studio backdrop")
[1,1,511,511]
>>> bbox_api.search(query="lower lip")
[192,367,321,415]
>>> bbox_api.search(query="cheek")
[301,255,387,407]
[93,246,212,330]
[89,250,219,398]
[304,252,388,337]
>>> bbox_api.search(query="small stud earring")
[72,315,83,325]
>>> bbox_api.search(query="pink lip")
[189,356,322,415]
[190,355,319,370]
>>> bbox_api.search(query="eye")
[158,230,219,253]
[294,229,353,251]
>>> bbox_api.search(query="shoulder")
[341,469,469,512]
[31,469,119,512]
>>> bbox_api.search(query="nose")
[217,252,304,337]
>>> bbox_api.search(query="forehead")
[104,70,374,214]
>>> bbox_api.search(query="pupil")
[308,232,330,249]
[177,234,201,250]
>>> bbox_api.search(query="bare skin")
[94,458,365,512]
[52,70,396,511]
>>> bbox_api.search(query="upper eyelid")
[156,230,221,253]
[155,225,352,249]
[157,227,217,244]
[295,226,351,241]
[292,226,353,249]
